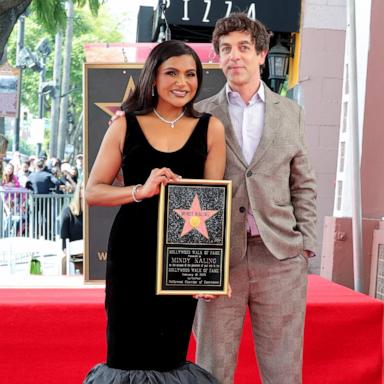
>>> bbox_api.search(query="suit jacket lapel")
[212,88,248,167]
[249,85,280,168]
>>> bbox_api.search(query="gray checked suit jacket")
[196,84,317,266]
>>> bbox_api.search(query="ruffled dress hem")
[83,361,219,384]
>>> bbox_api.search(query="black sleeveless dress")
[83,113,218,384]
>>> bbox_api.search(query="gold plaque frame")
[157,179,232,295]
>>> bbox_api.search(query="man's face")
[218,31,267,89]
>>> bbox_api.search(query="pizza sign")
[158,0,301,32]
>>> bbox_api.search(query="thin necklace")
[153,108,185,128]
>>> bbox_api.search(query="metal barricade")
[0,187,73,240]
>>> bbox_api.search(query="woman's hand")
[135,167,182,200]
[193,284,232,302]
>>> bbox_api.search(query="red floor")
[0,275,382,383]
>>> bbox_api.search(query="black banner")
[159,0,301,32]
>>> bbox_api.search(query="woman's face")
[154,54,198,109]
[70,166,78,177]
[5,164,14,175]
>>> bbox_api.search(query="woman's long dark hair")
[121,40,203,118]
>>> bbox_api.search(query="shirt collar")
[225,82,265,106]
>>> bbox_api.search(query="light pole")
[14,14,26,152]
[58,0,74,160]
[346,0,363,293]
[18,38,51,156]
[35,38,51,156]
[50,31,62,158]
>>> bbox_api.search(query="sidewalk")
[0,273,104,288]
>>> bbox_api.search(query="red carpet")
[0,275,382,384]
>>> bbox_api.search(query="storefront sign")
[0,63,20,118]
[159,0,301,32]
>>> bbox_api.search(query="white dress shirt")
[226,82,266,236]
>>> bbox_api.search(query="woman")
[60,182,83,273]
[84,40,226,383]
[2,162,20,188]
[1,163,21,236]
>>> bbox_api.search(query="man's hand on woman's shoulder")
[109,110,125,125]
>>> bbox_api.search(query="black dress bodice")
[104,112,211,372]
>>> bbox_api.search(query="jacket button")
[246,171,252,177]
[239,206,246,213]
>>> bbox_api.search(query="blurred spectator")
[75,153,83,182]
[48,157,61,173]
[50,165,66,194]
[60,182,83,273]
[28,156,37,173]
[10,151,22,175]
[2,163,20,188]
[26,159,61,239]
[38,150,48,160]
[38,151,49,172]
[1,163,23,236]
[27,159,60,194]
[17,161,31,188]
[69,166,78,184]
[63,174,77,193]
[60,160,77,192]
[61,160,71,173]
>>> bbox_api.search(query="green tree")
[31,0,101,34]
[63,6,123,120]
[0,0,101,59]
[6,4,123,155]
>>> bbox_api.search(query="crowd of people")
[1,150,83,194]
[1,151,84,253]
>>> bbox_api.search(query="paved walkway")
[0,273,103,288]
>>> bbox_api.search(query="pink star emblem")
[174,194,218,239]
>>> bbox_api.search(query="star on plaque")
[94,76,136,116]
[174,194,218,239]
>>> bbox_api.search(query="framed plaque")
[157,179,232,295]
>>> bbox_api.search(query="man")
[193,13,317,384]
[27,158,60,194]
[108,13,316,381]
